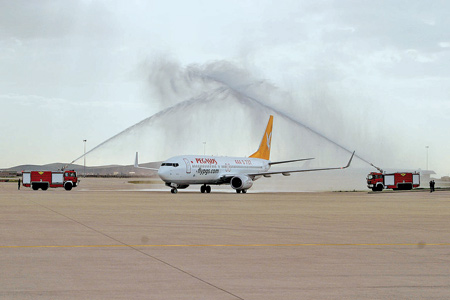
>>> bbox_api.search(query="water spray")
[66,60,378,168]
[67,88,373,168]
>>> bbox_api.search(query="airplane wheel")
[236,190,241,193]
[200,185,205,193]
[242,190,247,194]
[171,188,178,194]
[206,186,211,193]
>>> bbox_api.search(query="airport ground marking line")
[2,243,450,249]
[25,199,245,300]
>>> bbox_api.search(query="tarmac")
[1,178,450,299]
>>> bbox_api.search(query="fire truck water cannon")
[369,163,383,174]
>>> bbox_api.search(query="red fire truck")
[367,172,420,191]
[22,170,79,191]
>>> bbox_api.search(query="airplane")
[135,115,355,194]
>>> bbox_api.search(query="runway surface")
[1,178,450,299]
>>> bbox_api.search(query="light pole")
[83,140,87,177]
[426,146,429,170]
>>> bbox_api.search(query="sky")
[1,0,449,177]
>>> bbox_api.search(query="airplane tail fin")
[249,115,273,160]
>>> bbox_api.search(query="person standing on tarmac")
[18,178,21,190]
[429,180,435,193]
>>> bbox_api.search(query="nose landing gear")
[170,188,178,194]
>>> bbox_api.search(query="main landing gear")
[170,188,178,194]
[236,189,247,194]
[200,185,211,193]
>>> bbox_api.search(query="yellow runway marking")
[1,243,450,249]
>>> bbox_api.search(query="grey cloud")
[331,0,450,52]
[0,0,117,40]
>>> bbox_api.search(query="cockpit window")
[161,163,179,167]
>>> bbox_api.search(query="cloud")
[405,49,437,63]
[0,1,117,40]
[331,1,450,53]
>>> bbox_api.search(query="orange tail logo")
[249,115,273,160]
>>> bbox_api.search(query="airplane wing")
[134,152,159,171]
[269,158,314,165]
[249,151,355,177]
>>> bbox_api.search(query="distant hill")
[3,162,161,177]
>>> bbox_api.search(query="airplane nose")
[158,168,168,181]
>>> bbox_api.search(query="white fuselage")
[157,155,271,186]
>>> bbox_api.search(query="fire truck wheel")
[64,182,73,191]
[32,184,39,191]
[41,185,48,191]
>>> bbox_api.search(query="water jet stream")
[67,85,372,167]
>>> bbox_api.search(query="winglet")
[249,115,273,160]
[134,152,159,171]
[341,151,355,169]
[134,152,139,168]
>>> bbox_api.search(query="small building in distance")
[419,170,436,188]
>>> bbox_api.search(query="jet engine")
[166,183,189,189]
[230,175,253,190]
